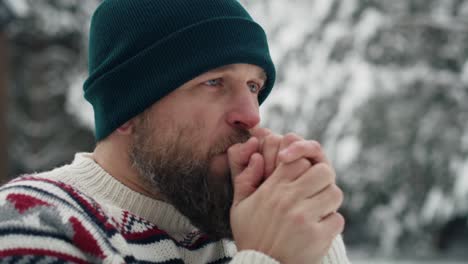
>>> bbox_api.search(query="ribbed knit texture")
[83,0,276,140]
[0,153,351,263]
[230,250,279,264]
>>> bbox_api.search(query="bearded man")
[0,0,350,263]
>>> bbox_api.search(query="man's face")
[129,64,266,239]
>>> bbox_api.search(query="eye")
[248,82,263,94]
[204,79,222,86]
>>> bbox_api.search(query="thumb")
[232,153,264,207]
[228,137,259,177]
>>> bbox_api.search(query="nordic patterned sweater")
[0,153,351,264]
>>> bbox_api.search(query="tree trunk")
[0,31,8,185]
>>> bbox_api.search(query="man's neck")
[93,138,161,200]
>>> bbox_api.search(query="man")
[0,0,350,263]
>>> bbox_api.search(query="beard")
[129,114,251,239]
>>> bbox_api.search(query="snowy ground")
[348,250,467,263]
[351,259,465,264]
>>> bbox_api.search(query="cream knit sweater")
[0,153,350,263]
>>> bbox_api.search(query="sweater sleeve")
[230,235,350,264]
[321,235,351,264]
[230,250,280,264]
[0,177,119,263]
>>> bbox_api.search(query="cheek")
[192,108,225,138]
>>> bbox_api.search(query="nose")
[226,89,260,130]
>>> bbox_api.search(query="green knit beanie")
[83,0,276,140]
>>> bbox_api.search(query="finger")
[278,140,330,165]
[267,158,311,184]
[262,134,282,177]
[249,126,272,139]
[304,184,344,221]
[288,163,336,200]
[232,153,265,207]
[228,137,260,177]
[318,212,345,239]
[276,133,303,166]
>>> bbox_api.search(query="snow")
[272,4,311,54]
[421,188,455,224]
[462,61,468,84]
[326,59,374,136]
[353,8,385,48]
[334,135,360,168]
[370,192,408,255]
[453,160,468,202]
[351,259,465,264]
[66,73,94,130]
[3,0,30,18]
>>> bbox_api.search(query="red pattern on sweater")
[70,216,105,259]
[6,193,50,214]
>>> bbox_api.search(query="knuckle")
[332,185,344,205]
[284,132,302,142]
[333,213,346,234]
[297,158,312,170]
[305,141,322,154]
[265,134,281,142]
[264,134,282,147]
[289,159,311,176]
[314,163,336,182]
[312,162,327,171]
[325,213,345,234]
[291,140,308,152]
[309,140,322,150]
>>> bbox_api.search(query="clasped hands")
[227,127,345,264]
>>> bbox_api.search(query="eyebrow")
[207,66,267,81]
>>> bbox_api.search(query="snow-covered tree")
[243,0,468,257]
[4,0,99,176]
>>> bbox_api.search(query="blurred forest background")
[1,0,467,262]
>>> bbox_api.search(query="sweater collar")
[66,152,198,236]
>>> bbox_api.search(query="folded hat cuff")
[84,17,276,140]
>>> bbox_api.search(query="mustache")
[209,129,252,156]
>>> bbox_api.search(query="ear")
[116,120,134,135]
